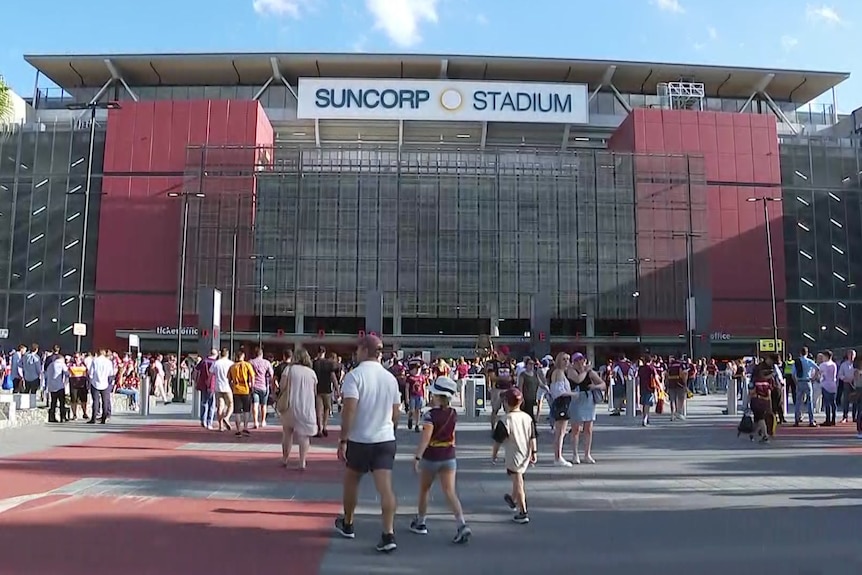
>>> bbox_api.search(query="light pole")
[66,100,121,352]
[229,230,238,355]
[671,231,703,360]
[746,197,782,354]
[249,255,274,347]
[168,190,206,370]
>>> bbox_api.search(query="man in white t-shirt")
[335,335,401,554]
[213,348,234,431]
[818,350,838,427]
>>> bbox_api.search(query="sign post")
[192,288,222,420]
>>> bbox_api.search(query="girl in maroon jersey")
[409,376,472,544]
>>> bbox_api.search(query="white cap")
[430,376,458,398]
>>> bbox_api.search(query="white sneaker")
[572,454,581,465]
[554,458,573,468]
[584,455,596,464]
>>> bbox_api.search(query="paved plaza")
[0,397,860,575]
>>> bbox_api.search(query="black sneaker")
[512,512,530,524]
[452,524,472,544]
[503,494,517,511]
[375,532,397,553]
[334,516,355,539]
[409,518,428,534]
[407,419,413,430]
[224,420,232,431]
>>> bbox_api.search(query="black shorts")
[234,394,252,414]
[345,440,397,474]
[69,387,88,404]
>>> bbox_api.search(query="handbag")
[590,388,604,404]
[551,395,571,420]
[276,365,292,415]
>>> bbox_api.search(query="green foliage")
[0,76,12,122]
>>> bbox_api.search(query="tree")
[0,75,12,123]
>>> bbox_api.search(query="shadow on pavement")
[0,496,335,575]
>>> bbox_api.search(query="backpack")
[667,363,685,388]
[195,360,212,391]
[737,412,754,435]
[794,357,804,379]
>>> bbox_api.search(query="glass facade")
[0,122,104,350]
[179,146,702,337]
[781,136,862,352]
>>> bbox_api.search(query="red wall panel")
[93,100,273,350]
[609,108,785,338]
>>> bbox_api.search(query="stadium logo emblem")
[439,88,463,111]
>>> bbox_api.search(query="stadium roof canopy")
[24,52,849,104]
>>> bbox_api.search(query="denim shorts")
[408,396,424,411]
[252,388,268,405]
[418,458,457,473]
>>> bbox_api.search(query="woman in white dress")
[277,348,318,469]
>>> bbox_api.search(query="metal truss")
[253,57,298,102]
[87,58,139,106]
[739,73,798,135]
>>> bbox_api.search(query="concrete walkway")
[0,396,859,575]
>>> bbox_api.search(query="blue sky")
[1,0,860,112]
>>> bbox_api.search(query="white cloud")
[781,35,799,50]
[653,0,684,13]
[707,26,717,40]
[252,0,313,18]
[352,35,368,53]
[805,4,842,25]
[365,0,439,47]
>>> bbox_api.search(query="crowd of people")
[5,336,862,554]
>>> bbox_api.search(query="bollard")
[625,377,636,418]
[727,376,737,416]
[140,375,151,416]
[192,388,201,420]
[463,379,476,421]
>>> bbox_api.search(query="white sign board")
[297,78,589,124]
[72,323,87,337]
[128,334,140,348]
[0,328,8,339]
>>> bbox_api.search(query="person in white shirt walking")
[213,349,235,431]
[88,349,117,424]
[818,350,838,427]
[335,335,401,554]
[45,350,70,423]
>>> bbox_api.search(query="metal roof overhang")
[24,52,849,104]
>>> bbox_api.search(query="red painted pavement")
[0,494,338,575]
[0,423,342,500]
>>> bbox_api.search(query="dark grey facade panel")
[780,136,862,353]
[0,123,104,350]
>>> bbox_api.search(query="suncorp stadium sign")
[296,78,589,124]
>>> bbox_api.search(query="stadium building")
[0,52,859,359]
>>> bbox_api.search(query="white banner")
[297,78,589,124]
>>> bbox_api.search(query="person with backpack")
[793,346,819,427]
[666,355,689,421]
[195,350,218,430]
